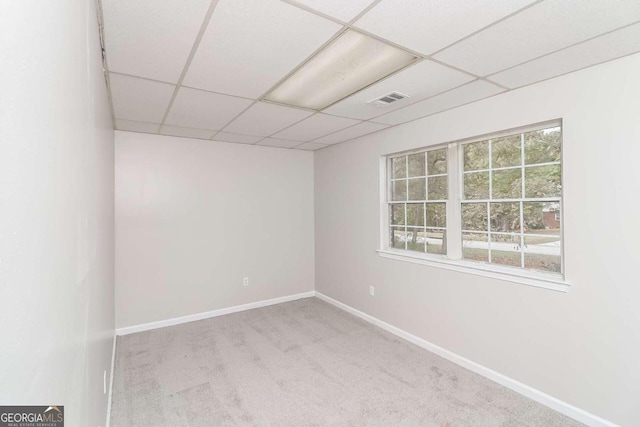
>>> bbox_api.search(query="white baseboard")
[105,333,116,427]
[314,291,618,427]
[115,291,315,336]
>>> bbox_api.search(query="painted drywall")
[315,53,640,426]
[0,1,115,427]
[115,132,315,328]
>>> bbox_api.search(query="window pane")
[406,203,424,226]
[523,202,560,234]
[427,148,447,175]
[492,169,522,199]
[524,235,561,273]
[463,171,489,200]
[525,165,561,198]
[492,135,521,168]
[464,140,489,171]
[391,156,406,178]
[428,176,447,200]
[490,244,522,268]
[524,253,561,273]
[407,153,425,177]
[524,127,561,165]
[391,227,406,250]
[408,178,426,200]
[462,232,488,262]
[426,228,446,255]
[490,202,520,233]
[426,203,446,228]
[392,180,407,201]
[406,227,425,252]
[390,204,405,226]
[462,203,487,231]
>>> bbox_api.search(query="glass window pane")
[525,165,561,198]
[464,140,489,171]
[406,227,425,253]
[490,202,520,233]
[408,178,426,200]
[407,153,425,177]
[524,127,561,165]
[428,176,447,200]
[390,204,405,226]
[391,227,406,250]
[490,244,522,268]
[391,156,406,178]
[491,135,521,168]
[462,203,487,231]
[426,203,446,228]
[406,203,424,226]
[524,253,561,273]
[524,236,561,273]
[392,180,407,201]
[492,169,522,199]
[427,148,447,175]
[426,228,446,255]
[463,171,489,200]
[491,230,522,268]
[462,232,488,262]
[523,202,560,234]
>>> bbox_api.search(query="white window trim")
[378,120,569,292]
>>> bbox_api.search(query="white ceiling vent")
[367,91,409,107]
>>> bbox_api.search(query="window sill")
[376,249,570,292]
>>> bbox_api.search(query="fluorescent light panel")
[265,30,417,110]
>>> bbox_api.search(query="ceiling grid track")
[102,0,640,150]
[157,0,221,132]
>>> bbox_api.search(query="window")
[382,121,564,286]
[389,148,448,255]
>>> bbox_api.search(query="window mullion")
[446,142,462,259]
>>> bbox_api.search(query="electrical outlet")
[243,277,249,286]
[369,286,375,296]
[103,370,107,394]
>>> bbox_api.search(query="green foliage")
[462,128,562,233]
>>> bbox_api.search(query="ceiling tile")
[102,0,210,83]
[288,0,376,22]
[110,74,175,123]
[273,114,361,141]
[255,138,303,148]
[223,102,314,137]
[164,87,253,130]
[159,125,215,140]
[296,142,328,151]
[324,60,474,120]
[183,0,341,98]
[355,0,536,56]
[490,23,640,89]
[373,80,504,125]
[116,120,160,133]
[434,0,640,76]
[313,121,389,145]
[213,132,263,145]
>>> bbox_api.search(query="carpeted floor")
[110,297,583,426]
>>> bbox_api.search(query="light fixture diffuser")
[265,30,417,110]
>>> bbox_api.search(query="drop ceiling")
[101,0,640,151]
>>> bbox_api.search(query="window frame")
[378,120,569,292]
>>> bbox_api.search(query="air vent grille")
[368,91,409,106]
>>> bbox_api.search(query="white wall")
[0,1,115,427]
[315,53,640,426]
[115,132,315,328]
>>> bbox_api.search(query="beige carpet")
[110,297,583,426]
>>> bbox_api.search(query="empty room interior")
[2,0,640,426]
